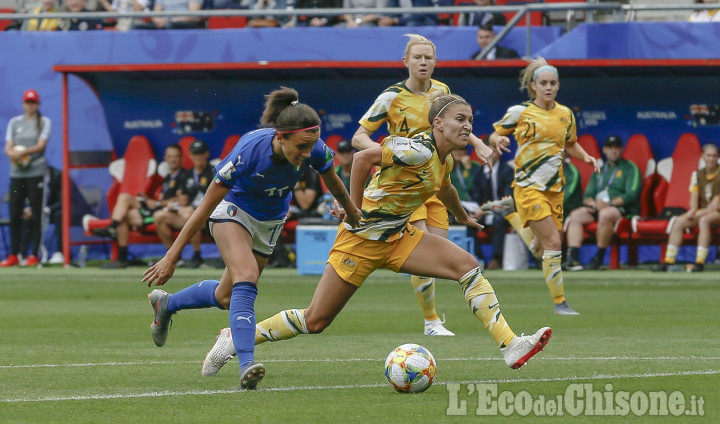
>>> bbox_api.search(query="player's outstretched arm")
[142,181,229,287]
[436,184,483,230]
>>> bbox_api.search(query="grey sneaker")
[201,327,236,377]
[148,289,173,347]
[240,362,265,390]
[554,301,580,316]
[500,327,552,369]
[480,196,516,217]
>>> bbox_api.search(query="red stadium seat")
[207,15,248,29]
[569,134,601,191]
[631,133,703,263]
[178,136,196,170]
[219,134,241,161]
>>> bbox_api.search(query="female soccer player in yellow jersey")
[488,58,599,316]
[200,94,552,377]
[351,33,496,336]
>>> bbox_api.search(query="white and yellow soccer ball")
[12,145,31,169]
[384,343,437,393]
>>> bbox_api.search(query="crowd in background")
[3,0,719,33]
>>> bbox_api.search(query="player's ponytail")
[260,87,320,138]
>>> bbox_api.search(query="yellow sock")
[664,244,678,264]
[255,308,307,345]
[696,247,708,264]
[506,212,525,234]
[458,267,516,347]
[410,275,439,321]
[542,250,565,305]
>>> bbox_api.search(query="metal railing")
[2,2,717,59]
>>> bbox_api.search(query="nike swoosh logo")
[489,303,499,309]
[255,173,264,178]
[400,107,409,111]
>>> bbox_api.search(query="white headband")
[436,99,462,119]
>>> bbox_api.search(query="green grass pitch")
[1,267,718,423]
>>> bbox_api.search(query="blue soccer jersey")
[214,128,335,221]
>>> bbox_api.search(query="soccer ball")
[12,145,31,169]
[384,343,437,393]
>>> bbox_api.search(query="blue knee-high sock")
[230,282,258,370]
[167,280,222,313]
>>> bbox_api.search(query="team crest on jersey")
[341,256,357,268]
[227,205,238,217]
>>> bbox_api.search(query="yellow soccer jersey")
[493,101,577,192]
[344,133,454,242]
[358,80,451,138]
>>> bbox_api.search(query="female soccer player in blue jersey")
[201,93,552,379]
[141,87,362,390]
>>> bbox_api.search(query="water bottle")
[322,193,334,220]
[77,245,88,268]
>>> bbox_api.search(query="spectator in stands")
[471,23,519,60]
[153,139,213,269]
[563,136,641,271]
[285,0,342,27]
[134,0,203,29]
[1,90,50,268]
[334,139,355,190]
[688,0,720,22]
[653,144,720,273]
[457,0,506,27]
[485,58,598,315]
[289,169,324,219]
[22,0,60,31]
[93,144,189,268]
[57,0,104,30]
[378,0,451,26]
[470,148,513,269]
[97,0,149,31]
[247,0,291,27]
[337,0,386,27]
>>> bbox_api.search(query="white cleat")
[202,327,236,377]
[500,327,552,369]
[424,318,455,336]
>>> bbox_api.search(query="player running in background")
[350,33,497,336]
[141,87,362,390]
[201,93,551,380]
[483,58,598,315]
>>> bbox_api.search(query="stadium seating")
[569,133,602,192]
[631,133,703,262]
[0,8,14,31]
[206,15,248,29]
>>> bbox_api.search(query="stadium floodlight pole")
[61,72,71,267]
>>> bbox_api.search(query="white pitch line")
[2,356,719,370]
[2,369,718,403]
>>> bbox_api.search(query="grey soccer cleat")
[148,289,173,347]
[554,301,580,316]
[240,362,265,390]
[480,196,516,217]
